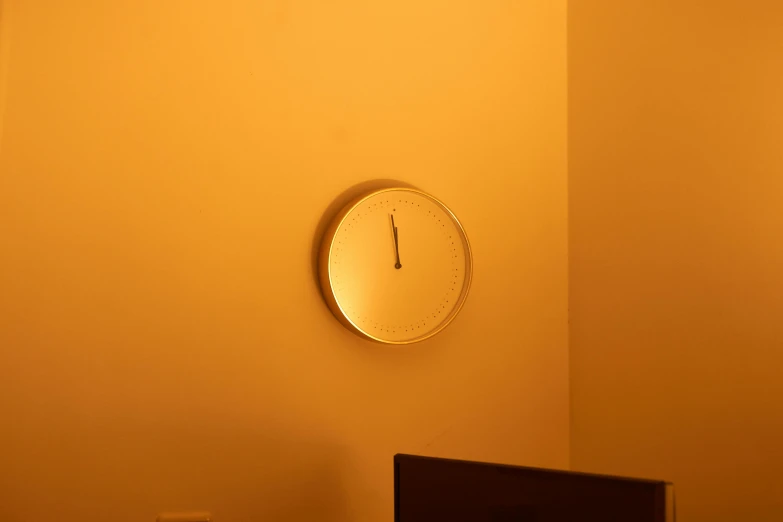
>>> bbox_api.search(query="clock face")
[320,188,472,344]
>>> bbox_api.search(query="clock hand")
[394,226,402,269]
[390,214,402,269]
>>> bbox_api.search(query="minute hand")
[391,215,402,269]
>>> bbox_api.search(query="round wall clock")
[319,187,473,344]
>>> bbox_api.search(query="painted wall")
[569,2,783,521]
[0,1,568,521]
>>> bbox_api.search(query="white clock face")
[325,188,471,343]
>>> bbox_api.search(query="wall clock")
[319,187,473,344]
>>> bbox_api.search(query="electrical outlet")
[156,512,212,522]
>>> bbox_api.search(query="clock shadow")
[311,179,419,303]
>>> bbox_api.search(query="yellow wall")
[569,2,783,521]
[0,1,568,521]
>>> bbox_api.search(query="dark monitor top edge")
[394,453,673,486]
